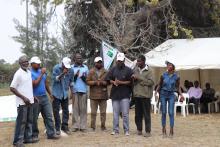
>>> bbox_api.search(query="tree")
[63,0,219,61]
[13,0,65,71]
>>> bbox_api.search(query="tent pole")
[198,69,202,87]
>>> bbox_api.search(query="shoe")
[101,126,107,131]
[62,129,71,135]
[47,134,60,140]
[144,132,151,137]
[23,139,38,144]
[137,130,142,135]
[125,132,130,136]
[71,128,79,132]
[13,143,25,147]
[32,137,39,142]
[111,131,119,135]
[56,130,61,135]
[80,129,87,133]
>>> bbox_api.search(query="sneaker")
[125,132,130,136]
[111,131,119,135]
[62,129,71,135]
[56,130,61,135]
[144,132,151,137]
[47,134,60,140]
[32,137,39,142]
[13,143,25,147]
[23,139,38,144]
[137,130,142,135]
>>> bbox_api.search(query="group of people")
[10,52,184,147]
[183,80,217,113]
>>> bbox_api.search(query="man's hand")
[23,97,31,105]
[179,95,185,102]
[41,68,46,74]
[131,74,137,80]
[96,80,100,86]
[63,68,69,74]
[34,96,39,103]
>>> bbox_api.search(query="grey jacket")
[133,65,154,99]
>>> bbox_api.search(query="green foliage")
[13,0,65,72]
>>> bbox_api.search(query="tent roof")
[145,38,220,70]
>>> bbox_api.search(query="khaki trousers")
[90,99,107,129]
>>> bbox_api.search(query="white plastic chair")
[208,92,220,113]
[151,91,159,114]
[174,93,189,117]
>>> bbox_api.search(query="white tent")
[145,38,220,70]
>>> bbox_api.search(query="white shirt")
[10,68,34,107]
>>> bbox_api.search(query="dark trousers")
[52,97,69,131]
[33,95,56,138]
[189,97,200,113]
[135,98,151,133]
[13,105,33,145]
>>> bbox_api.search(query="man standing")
[30,56,60,140]
[51,57,74,135]
[132,55,154,137]
[105,53,133,136]
[71,53,89,132]
[86,57,108,131]
[10,55,35,147]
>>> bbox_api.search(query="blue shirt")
[51,64,74,99]
[72,64,89,93]
[31,68,47,96]
[161,71,179,92]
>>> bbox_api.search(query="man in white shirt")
[10,55,37,147]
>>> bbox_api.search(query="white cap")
[116,53,125,61]
[94,57,102,63]
[62,57,71,68]
[30,56,41,64]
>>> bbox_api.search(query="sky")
[0,0,64,64]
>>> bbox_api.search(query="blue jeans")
[13,105,33,145]
[112,98,130,133]
[33,95,56,138]
[52,97,69,131]
[160,91,175,127]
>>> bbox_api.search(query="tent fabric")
[145,38,220,70]
[0,95,113,122]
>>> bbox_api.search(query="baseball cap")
[30,56,41,64]
[62,57,71,68]
[116,53,125,61]
[94,57,102,62]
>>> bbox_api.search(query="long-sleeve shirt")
[187,87,202,99]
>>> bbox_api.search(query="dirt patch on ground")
[1,109,220,147]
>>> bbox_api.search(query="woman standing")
[156,61,184,137]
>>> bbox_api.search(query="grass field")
[0,87,12,96]
[0,109,220,147]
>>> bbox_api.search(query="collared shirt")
[105,64,133,100]
[31,68,47,96]
[72,64,89,93]
[138,65,149,74]
[188,87,203,99]
[51,64,74,99]
[161,71,179,92]
[10,68,34,107]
